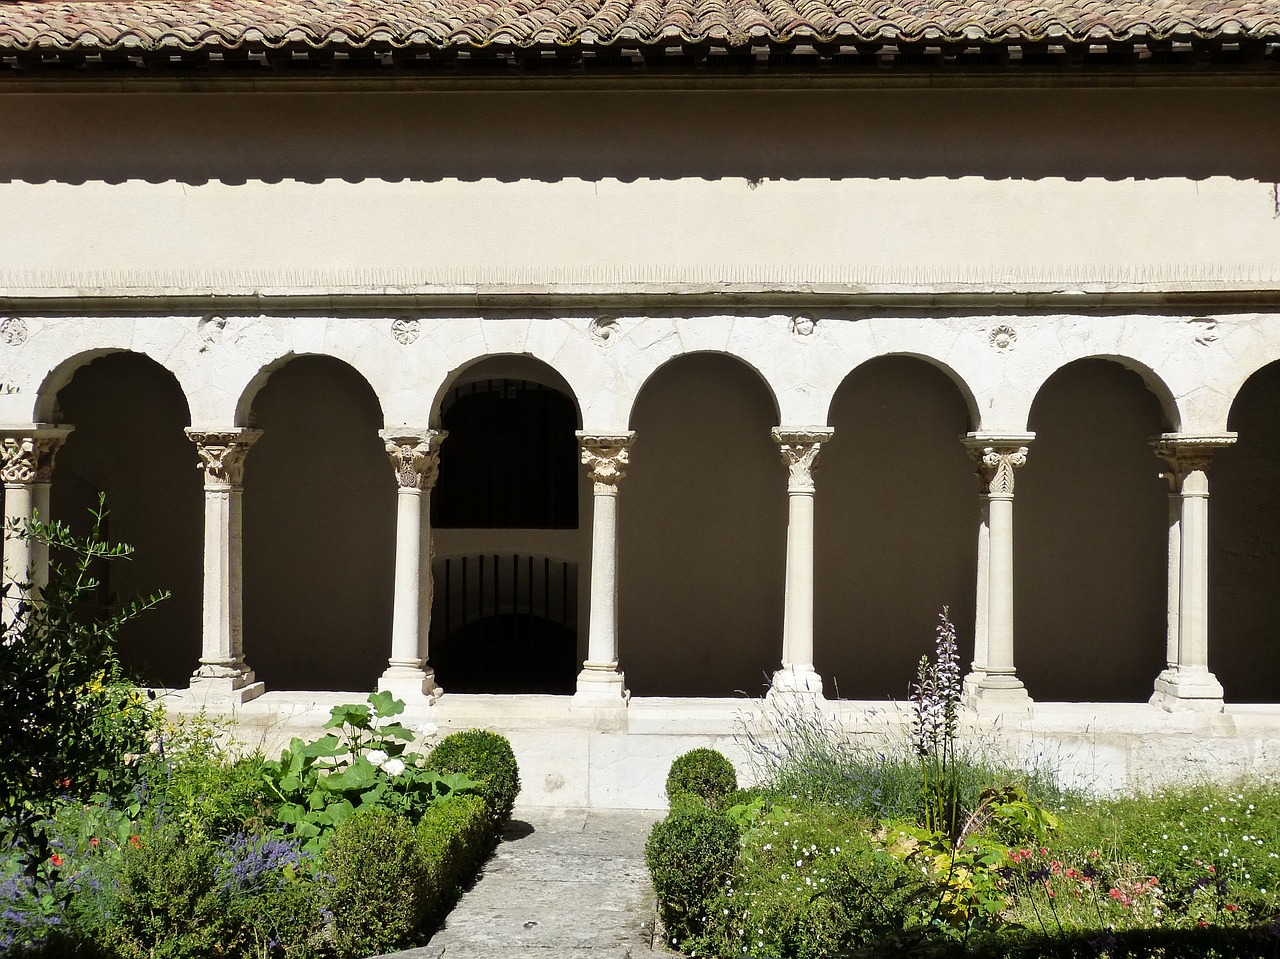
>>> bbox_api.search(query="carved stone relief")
[0,317,29,347]
[578,433,633,491]
[988,323,1017,352]
[391,317,421,345]
[588,316,619,346]
[186,429,262,487]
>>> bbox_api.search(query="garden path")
[381,807,665,959]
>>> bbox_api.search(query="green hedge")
[417,793,494,927]
[426,730,521,827]
[645,805,741,948]
[666,748,738,811]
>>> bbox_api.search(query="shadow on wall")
[1212,361,1280,703]
[242,355,395,692]
[48,352,203,688]
[2,88,1277,185]
[621,352,785,697]
[816,356,978,699]
[1016,359,1168,702]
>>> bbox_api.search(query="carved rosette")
[972,446,1028,496]
[1152,433,1236,489]
[380,429,446,490]
[578,433,634,493]
[0,433,67,486]
[772,428,833,491]
[186,429,262,488]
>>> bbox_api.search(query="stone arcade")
[4,0,1280,806]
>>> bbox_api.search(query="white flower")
[366,749,389,766]
[381,757,406,777]
[418,721,439,739]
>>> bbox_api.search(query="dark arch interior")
[1211,362,1280,703]
[621,353,784,697]
[433,379,579,529]
[1017,359,1168,702]
[816,356,978,699]
[242,355,395,692]
[49,352,202,687]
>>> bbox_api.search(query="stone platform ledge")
[151,691,1280,809]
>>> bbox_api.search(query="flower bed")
[0,510,518,958]
[647,612,1280,959]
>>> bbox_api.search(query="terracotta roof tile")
[2,0,1280,53]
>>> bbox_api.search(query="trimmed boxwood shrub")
[417,792,493,927]
[425,730,520,827]
[323,808,429,959]
[666,748,738,810]
[645,805,741,948]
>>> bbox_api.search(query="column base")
[960,670,986,707]
[968,675,1033,719]
[187,663,264,705]
[769,664,825,698]
[1150,667,1225,713]
[377,664,443,704]
[573,662,629,704]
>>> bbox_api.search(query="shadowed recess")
[1017,359,1168,702]
[243,354,394,692]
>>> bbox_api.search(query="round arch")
[45,351,202,686]
[241,354,394,691]
[35,347,194,424]
[234,350,387,428]
[1016,357,1169,701]
[430,353,584,430]
[621,351,786,696]
[627,349,781,431]
[826,351,980,432]
[1208,359,1280,702]
[816,355,979,698]
[1021,353,1181,434]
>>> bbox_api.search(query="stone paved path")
[382,807,664,959]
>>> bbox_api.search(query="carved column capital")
[380,428,447,491]
[0,427,72,486]
[577,432,634,493]
[186,428,262,488]
[772,427,834,491]
[964,433,1034,497]
[1152,433,1237,490]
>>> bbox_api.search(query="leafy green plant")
[667,748,738,811]
[425,729,521,826]
[645,805,741,949]
[323,807,431,958]
[262,691,476,853]
[0,504,165,917]
[909,607,964,839]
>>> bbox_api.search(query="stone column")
[1,427,71,625]
[963,433,1034,715]
[770,428,832,696]
[574,432,634,705]
[186,428,264,704]
[378,428,446,702]
[1150,433,1235,711]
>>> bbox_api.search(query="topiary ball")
[425,729,521,826]
[666,747,738,810]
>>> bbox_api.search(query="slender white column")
[1,427,71,627]
[574,432,634,705]
[770,428,832,696]
[962,498,991,703]
[378,428,446,702]
[185,428,264,704]
[964,434,1033,716]
[1151,433,1235,711]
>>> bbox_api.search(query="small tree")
[0,499,165,880]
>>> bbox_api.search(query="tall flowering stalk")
[910,608,963,838]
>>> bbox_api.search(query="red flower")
[1208,865,1217,874]
[1225,903,1240,912]
[1199,920,1210,928]
[49,853,63,867]
[89,837,99,847]
[59,778,70,788]
[128,835,142,848]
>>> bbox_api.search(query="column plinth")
[963,434,1033,717]
[574,432,633,708]
[1150,433,1234,712]
[1,426,72,628]
[186,428,263,705]
[769,428,832,699]
[378,428,446,703]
